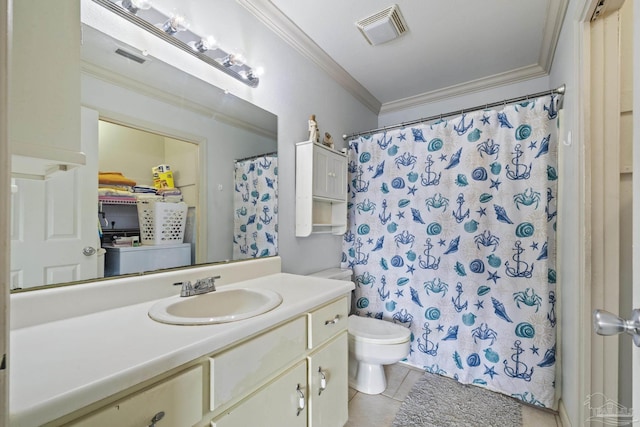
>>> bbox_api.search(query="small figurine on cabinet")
[308,114,320,143]
[322,132,334,149]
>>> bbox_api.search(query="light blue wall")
[207,1,379,275]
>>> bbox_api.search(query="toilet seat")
[348,315,411,345]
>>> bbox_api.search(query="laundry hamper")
[137,200,188,245]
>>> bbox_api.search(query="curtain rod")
[342,84,566,141]
[235,151,277,162]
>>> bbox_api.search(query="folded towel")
[98,187,133,197]
[98,172,137,187]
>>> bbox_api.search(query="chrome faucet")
[178,275,221,297]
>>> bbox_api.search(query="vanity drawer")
[210,316,307,412]
[308,297,348,349]
[69,365,203,427]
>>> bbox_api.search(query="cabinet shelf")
[295,141,347,237]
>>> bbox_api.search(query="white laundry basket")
[137,200,188,245]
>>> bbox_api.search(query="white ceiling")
[238,0,569,113]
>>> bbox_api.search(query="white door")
[10,107,99,289]
[592,0,638,422]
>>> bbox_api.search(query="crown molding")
[539,0,570,72]
[80,61,277,140]
[238,0,568,117]
[379,64,548,115]
[236,0,381,114]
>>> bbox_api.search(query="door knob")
[593,309,640,347]
[82,246,97,256]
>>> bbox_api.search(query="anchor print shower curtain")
[233,155,278,259]
[342,95,559,408]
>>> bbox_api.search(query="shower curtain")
[342,95,559,408]
[233,155,278,259]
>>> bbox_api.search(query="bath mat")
[392,373,522,427]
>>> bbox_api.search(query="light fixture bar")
[92,0,260,88]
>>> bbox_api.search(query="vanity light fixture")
[221,51,245,68]
[93,0,262,88]
[241,67,264,83]
[191,36,217,53]
[121,0,151,15]
[161,13,190,35]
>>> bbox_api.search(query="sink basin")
[148,288,282,325]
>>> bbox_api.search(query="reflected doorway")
[98,120,199,276]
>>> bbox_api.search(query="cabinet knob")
[148,411,165,427]
[318,367,327,395]
[296,384,306,416]
[325,314,341,325]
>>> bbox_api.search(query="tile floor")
[345,362,561,427]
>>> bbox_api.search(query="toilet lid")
[348,315,411,344]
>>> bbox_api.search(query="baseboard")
[558,399,571,427]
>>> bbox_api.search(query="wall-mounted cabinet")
[296,141,347,236]
[9,0,85,178]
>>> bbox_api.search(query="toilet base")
[349,360,386,395]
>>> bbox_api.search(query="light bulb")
[121,0,151,14]
[241,67,264,82]
[162,13,190,35]
[192,36,217,53]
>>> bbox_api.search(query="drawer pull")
[296,384,306,416]
[324,315,341,325]
[318,367,327,395]
[148,411,165,427]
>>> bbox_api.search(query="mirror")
[10,23,278,291]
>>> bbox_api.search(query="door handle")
[593,309,640,347]
[82,246,97,256]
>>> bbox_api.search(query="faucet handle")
[178,281,193,297]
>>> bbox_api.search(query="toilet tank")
[308,268,354,311]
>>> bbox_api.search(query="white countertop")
[10,273,354,427]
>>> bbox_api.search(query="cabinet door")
[10,0,84,175]
[212,362,308,427]
[210,317,306,411]
[69,366,203,427]
[326,154,347,201]
[312,147,331,199]
[308,332,349,427]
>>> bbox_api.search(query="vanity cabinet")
[51,296,349,427]
[9,0,85,178]
[212,361,308,427]
[296,141,347,236]
[212,297,349,427]
[68,366,203,427]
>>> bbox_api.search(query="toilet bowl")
[308,268,411,395]
[347,314,411,394]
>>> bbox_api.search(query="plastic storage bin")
[137,200,188,245]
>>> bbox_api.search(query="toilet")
[308,268,411,395]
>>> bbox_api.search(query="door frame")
[576,0,627,425]
[0,0,9,423]
[631,0,639,419]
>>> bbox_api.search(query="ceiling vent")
[356,4,408,46]
[115,48,146,64]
